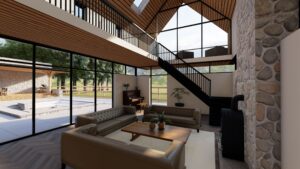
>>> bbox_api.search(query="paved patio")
[0,97,112,143]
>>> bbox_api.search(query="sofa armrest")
[193,109,201,125]
[123,106,136,114]
[75,115,97,128]
[143,106,152,115]
[165,141,185,169]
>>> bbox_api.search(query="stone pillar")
[255,0,299,169]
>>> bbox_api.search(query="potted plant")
[157,112,170,130]
[149,118,158,130]
[171,88,189,107]
[123,83,129,91]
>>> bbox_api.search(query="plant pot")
[175,103,184,107]
[158,122,165,130]
[149,123,156,130]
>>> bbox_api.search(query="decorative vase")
[158,122,165,130]
[149,123,156,130]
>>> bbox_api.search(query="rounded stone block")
[257,126,271,139]
[272,143,281,160]
[256,103,266,121]
[257,66,273,80]
[261,159,272,169]
[257,82,280,94]
[262,37,280,47]
[263,49,279,64]
[275,0,298,12]
[264,24,284,36]
[284,15,298,32]
[267,107,280,121]
[257,92,275,106]
[256,41,263,57]
[256,58,265,71]
[257,139,272,152]
[261,122,275,133]
[256,0,273,16]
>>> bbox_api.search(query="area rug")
[106,129,216,169]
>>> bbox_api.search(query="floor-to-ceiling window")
[157,4,229,58]
[0,36,117,144]
[72,54,95,122]
[151,68,167,105]
[35,46,71,132]
[96,60,113,111]
[0,38,33,143]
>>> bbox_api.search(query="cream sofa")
[61,124,186,169]
[143,105,201,132]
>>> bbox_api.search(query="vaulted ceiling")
[107,0,236,35]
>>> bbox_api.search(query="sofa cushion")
[115,115,136,123]
[80,125,99,136]
[143,113,157,119]
[88,107,124,123]
[165,115,196,125]
[97,120,121,133]
[150,106,194,117]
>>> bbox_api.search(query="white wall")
[113,74,137,107]
[137,76,151,105]
[281,29,300,169]
[167,73,233,114]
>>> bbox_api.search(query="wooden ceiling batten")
[107,0,236,35]
[0,1,157,67]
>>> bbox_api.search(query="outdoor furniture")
[143,105,201,132]
[121,121,191,143]
[0,88,8,96]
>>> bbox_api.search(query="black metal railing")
[45,0,211,96]
[45,0,156,59]
[150,42,211,96]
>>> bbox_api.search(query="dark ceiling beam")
[159,0,231,21]
[197,0,231,21]
[155,17,227,34]
[144,0,169,32]
[159,0,199,13]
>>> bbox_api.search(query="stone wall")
[255,0,299,169]
[0,70,48,94]
[232,0,256,168]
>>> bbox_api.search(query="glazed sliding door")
[0,37,33,143]
[35,46,71,132]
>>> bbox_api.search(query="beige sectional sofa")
[75,106,138,136]
[61,124,186,169]
[143,105,201,132]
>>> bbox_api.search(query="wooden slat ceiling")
[108,0,236,34]
[0,1,157,67]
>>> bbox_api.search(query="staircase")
[44,0,212,106]
[150,43,211,106]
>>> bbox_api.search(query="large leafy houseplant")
[171,88,189,107]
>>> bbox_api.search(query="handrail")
[157,42,211,82]
[152,42,211,96]
[45,0,211,96]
